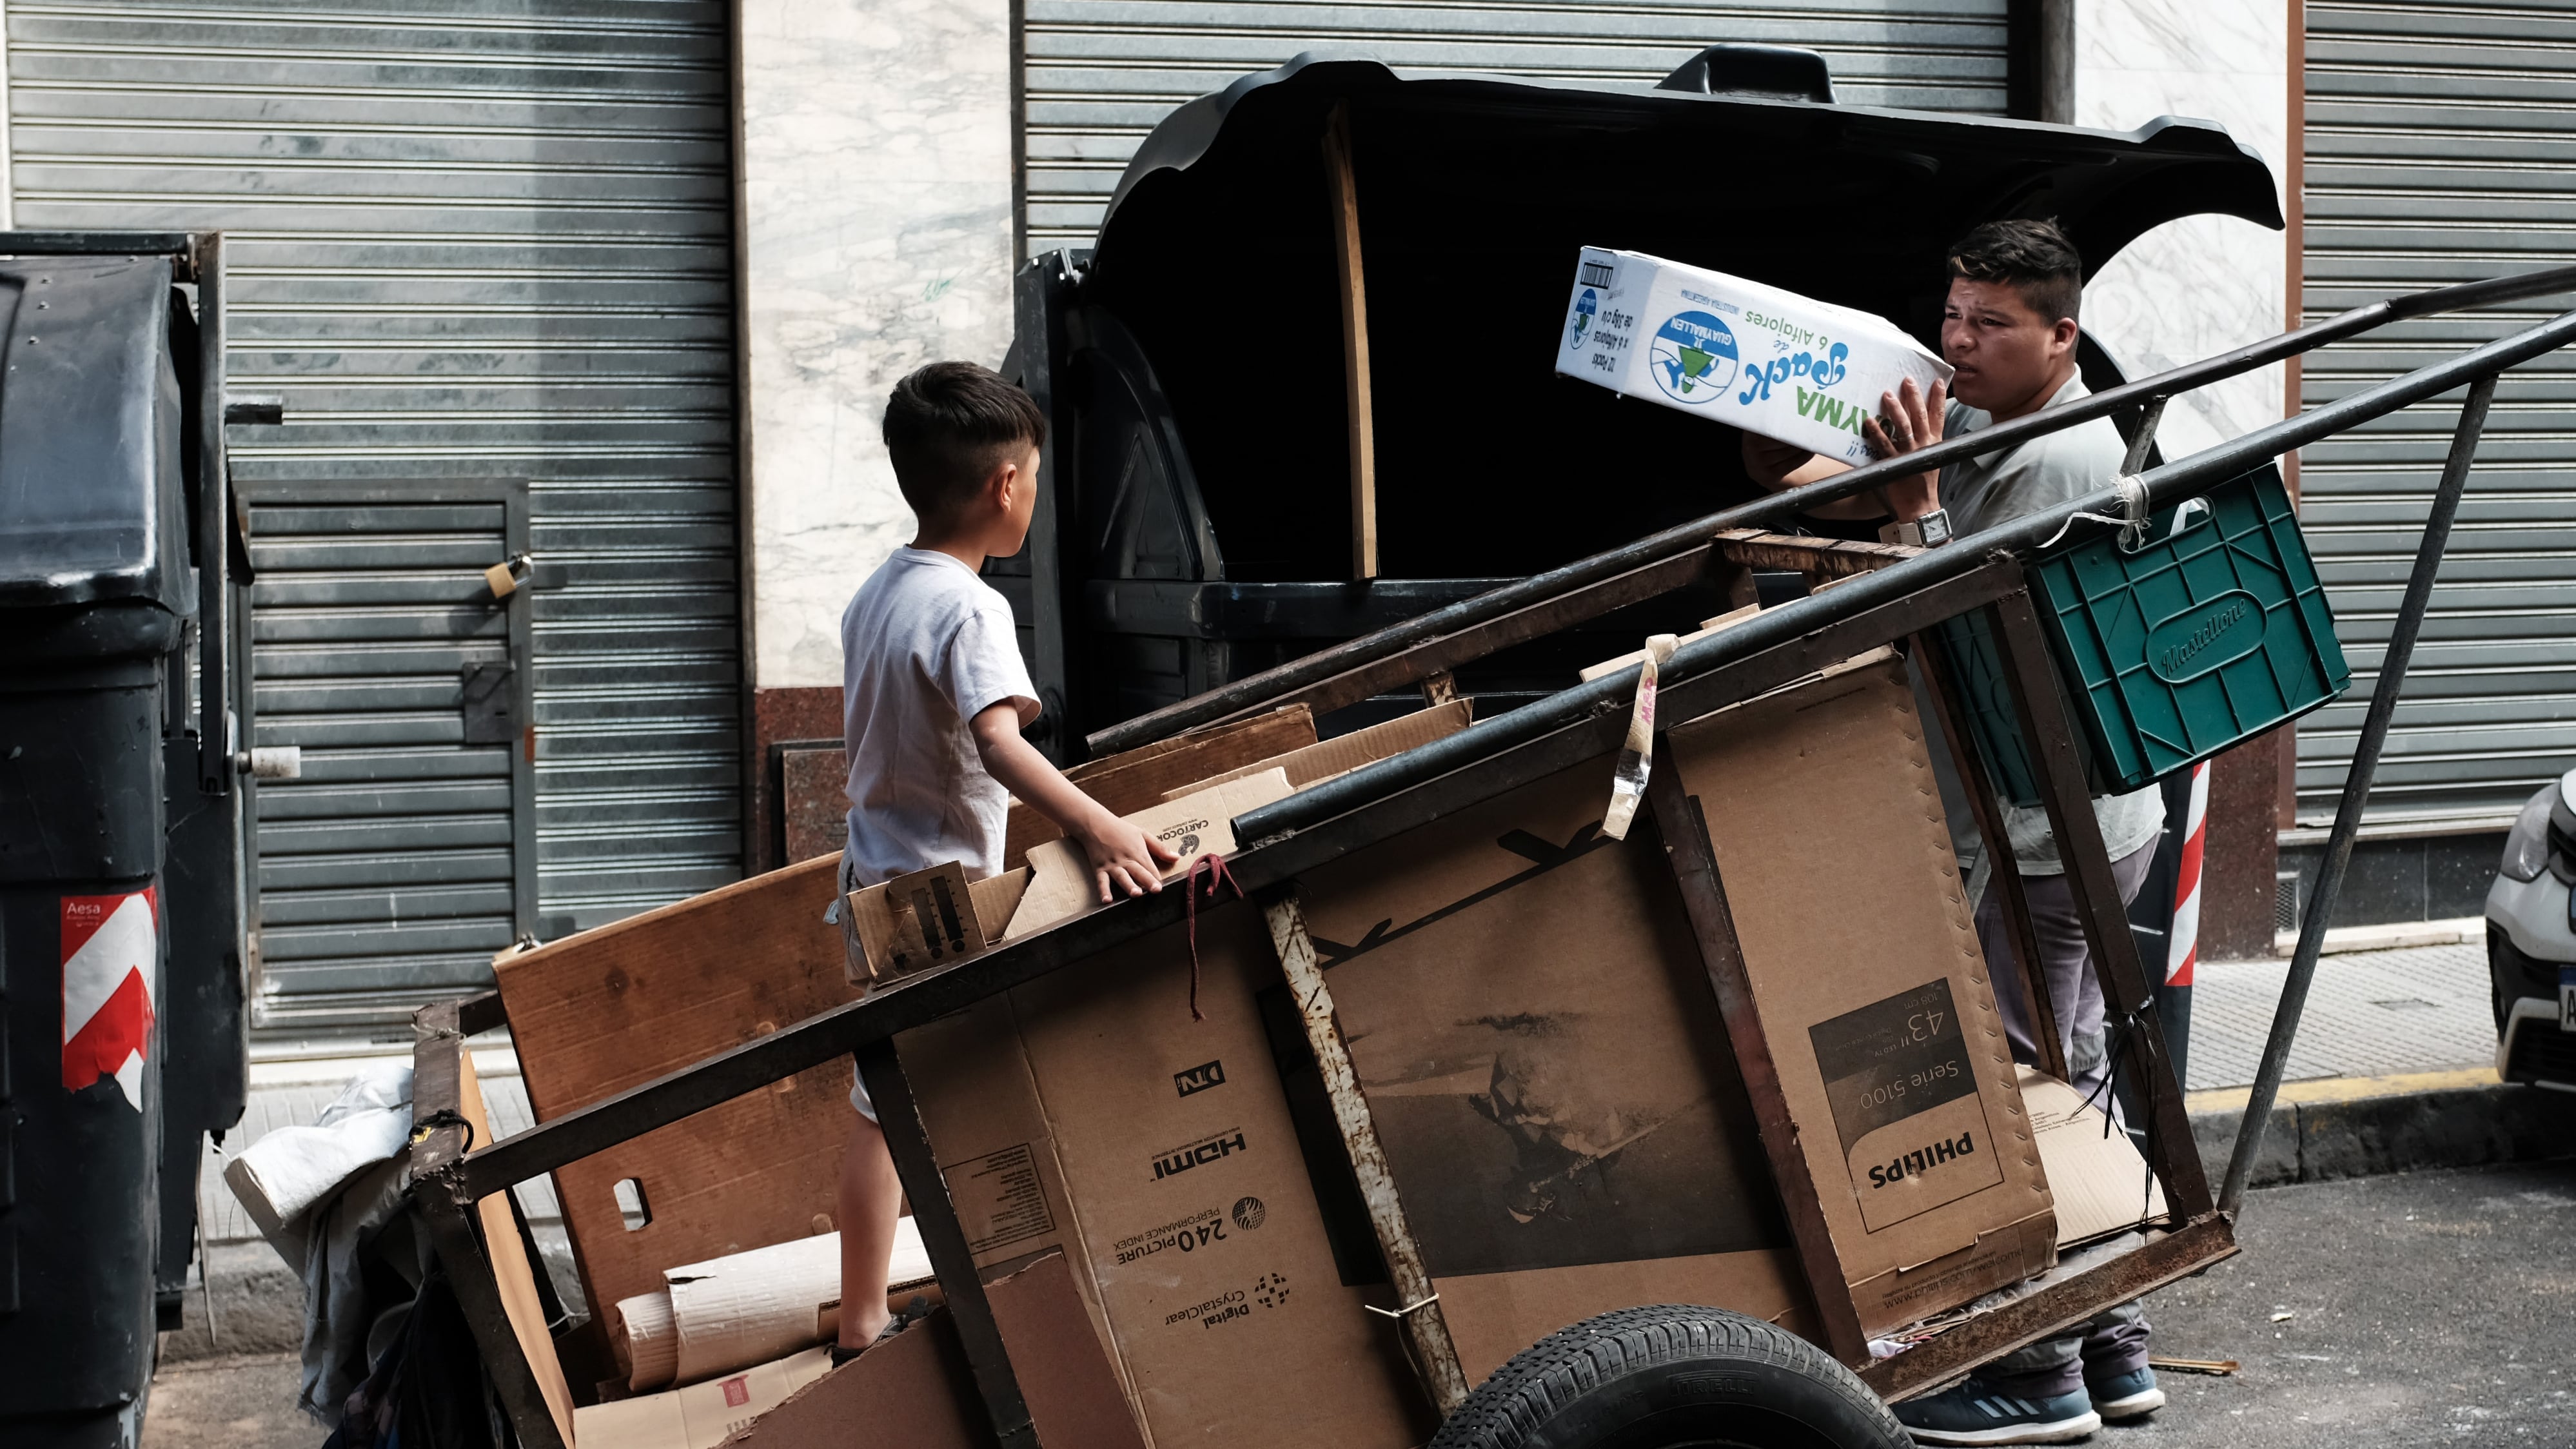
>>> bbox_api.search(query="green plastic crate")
[1937,462,2350,807]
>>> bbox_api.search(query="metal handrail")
[1090,261,2576,756]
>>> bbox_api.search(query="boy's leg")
[837,1094,902,1350]
[836,846,903,1350]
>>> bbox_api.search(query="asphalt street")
[141,1159,2576,1448]
[2109,1158,2576,1446]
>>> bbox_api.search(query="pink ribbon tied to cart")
[1181,852,1241,1022]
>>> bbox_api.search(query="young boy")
[831,360,1175,1357]
[1744,220,2168,1444]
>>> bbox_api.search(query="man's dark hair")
[1947,218,2083,326]
[882,361,1048,526]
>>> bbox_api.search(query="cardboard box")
[1005,769,1296,938]
[1556,246,1951,465]
[718,1251,1143,1449]
[1290,758,1812,1381]
[1665,650,2058,1335]
[575,1347,834,1449]
[1159,700,1473,800]
[2018,1067,2168,1248]
[898,907,1433,1449]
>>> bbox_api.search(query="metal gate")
[2299,2,2576,827]
[1023,0,2014,252]
[3,3,744,1041]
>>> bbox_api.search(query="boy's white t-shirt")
[841,547,1039,886]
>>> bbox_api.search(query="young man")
[832,361,1175,1357]
[1744,219,2168,1444]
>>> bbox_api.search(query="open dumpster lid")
[1074,55,2285,582]
[0,255,184,614]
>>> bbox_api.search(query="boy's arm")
[970,702,1179,903]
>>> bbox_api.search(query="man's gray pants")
[1972,838,2161,1397]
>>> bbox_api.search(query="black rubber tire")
[1428,1304,1909,1449]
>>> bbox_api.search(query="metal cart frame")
[408,262,2576,1448]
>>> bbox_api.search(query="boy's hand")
[1074,814,1180,904]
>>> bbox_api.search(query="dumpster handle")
[2216,372,2499,1216]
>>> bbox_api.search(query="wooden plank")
[1713,529,1923,578]
[1324,101,1377,580]
[458,1047,577,1443]
[858,1040,1037,1449]
[1010,705,1317,868]
[1911,627,2069,1082]
[492,854,863,1328]
[1642,760,1873,1367]
[409,1001,569,1449]
[1986,593,2216,1219]
[1259,889,1471,1413]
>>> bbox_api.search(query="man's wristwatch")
[1880,508,1954,548]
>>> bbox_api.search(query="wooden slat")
[1260,889,1470,1413]
[1986,593,2216,1219]
[1643,760,1872,1368]
[1911,627,2068,1082]
[1714,529,1923,578]
[1324,101,1377,581]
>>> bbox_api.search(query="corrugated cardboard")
[1290,756,1811,1382]
[1555,246,1952,465]
[2018,1067,2168,1247]
[900,906,1433,1449]
[1005,769,1295,938]
[574,1346,833,1449]
[1007,706,1318,869]
[718,1251,1144,1449]
[842,864,1033,988]
[909,654,2054,1424]
[608,1220,936,1390]
[1666,651,2058,1336]
[1158,700,1473,800]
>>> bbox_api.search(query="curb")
[2187,1067,2576,1190]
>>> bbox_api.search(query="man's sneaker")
[1894,1379,2103,1444]
[2086,1366,2165,1420]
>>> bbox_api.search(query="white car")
[2490,766,2576,1089]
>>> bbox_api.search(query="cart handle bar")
[1228,298,2576,845]
[1089,261,2576,757]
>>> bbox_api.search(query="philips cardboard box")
[1664,650,2058,1334]
[1557,246,1952,465]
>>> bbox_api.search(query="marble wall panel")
[739,0,1016,688]
[2077,0,2293,460]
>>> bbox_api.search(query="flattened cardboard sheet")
[1666,651,2057,1336]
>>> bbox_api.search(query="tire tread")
[1427,1303,1903,1449]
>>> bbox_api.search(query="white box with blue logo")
[1557,246,1952,466]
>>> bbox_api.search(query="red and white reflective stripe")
[2165,762,2210,989]
[62,887,157,1110]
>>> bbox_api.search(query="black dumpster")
[0,243,246,1448]
[999,50,2282,755]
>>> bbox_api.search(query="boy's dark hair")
[1947,219,2083,326]
[882,361,1048,526]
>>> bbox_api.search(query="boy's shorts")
[837,849,880,1125]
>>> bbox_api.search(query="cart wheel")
[1430,1304,1907,1449]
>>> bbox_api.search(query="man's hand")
[1072,813,1180,904]
[1861,376,1949,521]
[1740,431,1822,488]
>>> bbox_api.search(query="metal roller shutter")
[5,2,742,1040]
[2299,2,2576,827]
[1024,1,2014,251]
